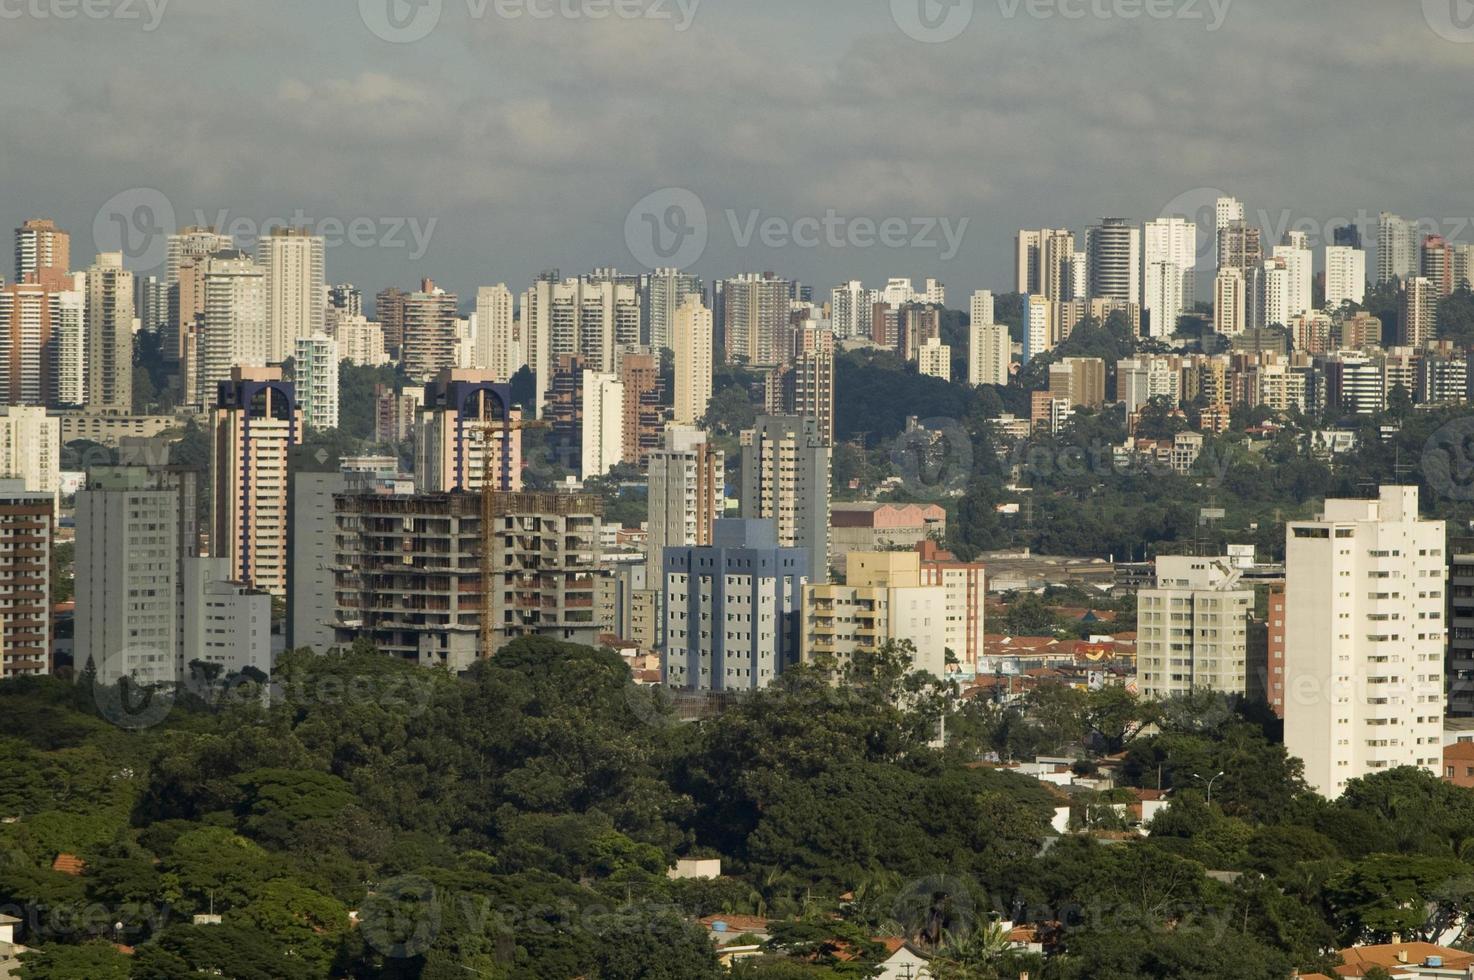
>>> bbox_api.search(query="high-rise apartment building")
[0,407,59,506]
[645,426,724,581]
[1377,212,1418,286]
[1423,235,1455,297]
[375,287,408,356]
[722,273,792,367]
[969,322,1010,387]
[85,252,134,414]
[740,415,830,584]
[1023,295,1053,363]
[1284,486,1444,798]
[195,250,268,407]
[14,219,69,285]
[618,350,665,467]
[1400,276,1438,348]
[0,483,52,680]
[918,337,950,381]
[414,369,521,494]
[473,284,520,381]
[1137,556,1254,699]
[400,279,460,382]
[294,334,340,430]
[1048,357,1106,408]
[830,280,875,340]
[0,282,61,406]
[1272,235,1314,322]
[75,467,185,685]
[1217,219,1263,272]
[580,371,624,480]
[258,228,326,363]
[970,289,994,329]
[1213,267,1246,335]
[1087,218,1140,305]
[672,294,713,426]
[211,367,300,597]
[662,518,806,692]
[1325,245,1367,309]
[334,314,389,367]
[1143,217,1196,338]
[288,469,350,655]
[327,283,363,318]
[645,268,703,351]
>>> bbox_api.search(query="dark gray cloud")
[2,0,1470,305]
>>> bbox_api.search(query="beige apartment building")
[210,367,300,597]
[802,551,947,679]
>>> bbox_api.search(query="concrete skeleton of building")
[1284,486,1445,798]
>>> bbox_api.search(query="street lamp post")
[1193,770,1226,807]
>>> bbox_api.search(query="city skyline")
[5,1,1474,305]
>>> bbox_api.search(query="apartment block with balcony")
[802,551,947,679]
[1137,556,1254,699]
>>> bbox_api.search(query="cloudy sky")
[2,0,1470,307]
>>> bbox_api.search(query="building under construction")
[331,489,603,670]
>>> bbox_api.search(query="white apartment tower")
[196,251,268,407]
[1143,217,1197,338]
[672,294,713,425]
[474,284,519,381]
[580,371,625,480]
[1284,486,1445,798]
[830,280,874,340]
[294,334,340,430]
[1213,267,1246,335]
[1087,218,1141,305]
[1272,235,1314,321]
[258,228,326,363]
[969,289,994,329]
[1325,246,1368,309]
[917,337,950,381]
[1023,295,1053,362]
[646,268,703,351]
[970,322,1010,388]
[1137,556,1254,699]
[1377,212,1418,286]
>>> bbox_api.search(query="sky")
[3,0,1472,309]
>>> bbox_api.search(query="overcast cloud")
[1,0,1469,305]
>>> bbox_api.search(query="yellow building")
[802,551,947,678]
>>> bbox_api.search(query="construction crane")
[479,413,550,658]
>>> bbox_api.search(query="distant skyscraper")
[740,415,830,584]
[334,314,389,367]
[1400,276,1438,348]
[618,350,665,467]
[918,337,951,381]
[1284,486,1443,798]
[1086,218,1140,305]
[0,282,60,406]
[211,367,300,596]
[1377,212,1418,286]
[327,283,363,318]
[672,295,713,426]
[1324,246,1367,309]
[1143,217,1196,338]
[1422,234,1455,297]
[646,426,724,584]
[581,371,624,480]
[14,219,69,284]
[830,280,874,340]
[0,407,59,507]
[722,273,791,367]
[1213,267,1246,335]
[294,334,340,431]
[645,268,703,351]
[375,287,408,356]
[1022,295,1053,362]
[969,289,994,328]
[1332,223,1363,250]
[258,228,326,363]
[474,284,519,381]
[51,286,84,408]
[167,227,233,287]
[85,253,133,414]
[969,322,1009,387]
[1215,196,1244,244]
[196,251,267,407]
[1217,219,1262,272]
[400,279,460,382]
